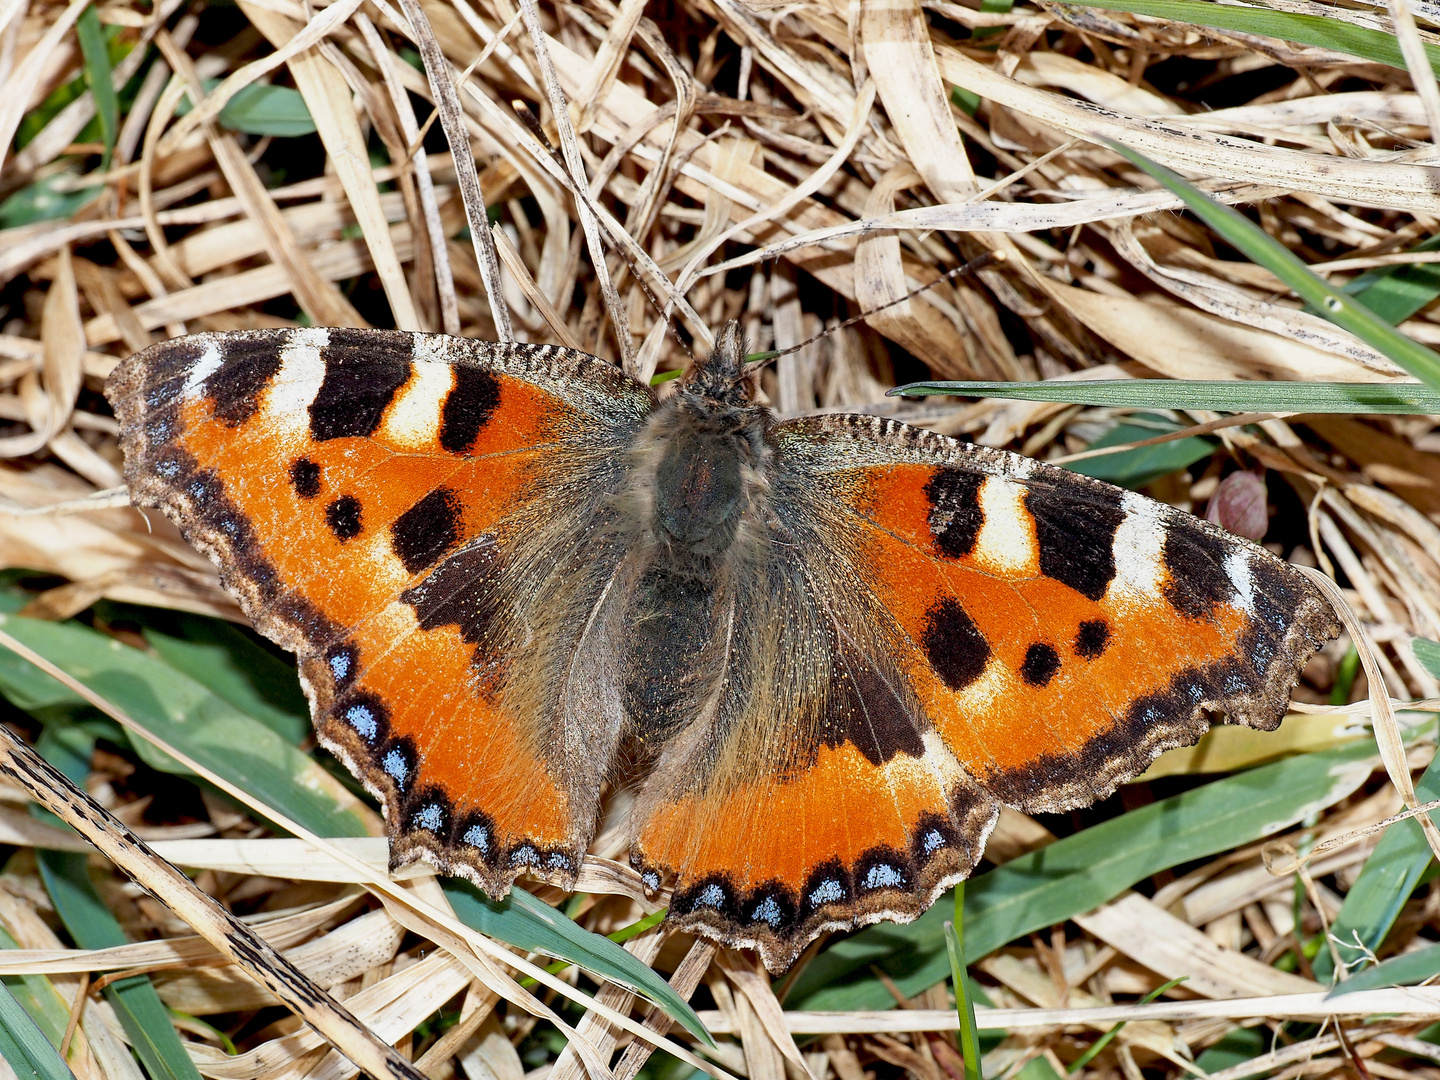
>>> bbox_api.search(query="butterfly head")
[679,320,754,407]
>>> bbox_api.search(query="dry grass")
[3,0,1440,1078]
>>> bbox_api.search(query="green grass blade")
[1413,637,1440,680]
[0,981,77,1080]
[0,611,372,838]
[39,853,203,1080]
[137,612,310,745]
[1057,0,1440,76]
[0,925,74,1060]
[32,727,201,1080]
[1312,754,1440,983]
[1066,977,1186,1073]
[443,883,713,1046]
[74,5,117,170]
[1342,234,1440,325]
[785,740,1376,1010]
[1106,141,1440,393]
[944,884,982,1080]
[1327,940,1440,997]
[893,380,1440,413]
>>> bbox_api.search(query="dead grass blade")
[394,0,512,340]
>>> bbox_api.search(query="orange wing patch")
[634,731,997,969]
[108,327,648,890]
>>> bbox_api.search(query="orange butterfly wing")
[108,327,652,890]
[629,414,1337,970]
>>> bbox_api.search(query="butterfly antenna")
[742,250,1006,371]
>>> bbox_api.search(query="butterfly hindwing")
[108,327,654,890]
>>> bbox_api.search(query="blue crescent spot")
[694,883,726,909]
[642,870,661,892]
[329,652,351,681]
[864,864,904,890]
[414,804,443,832]
[809,879,844,906]
[157,461,180,478]
[463,823,490,852]
[546,852,571,870]
[382,748,408,785]
[345,705,377,741]
[511,845,538,866]
[922,830,945,854]
[751,896,783,927]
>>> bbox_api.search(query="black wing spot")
[440,366,502,454]
[310,330,413,441]
[924,469,984,558]
[325,495,363,541]
[1020,642,1061,687]
[922,598,991,691]
[208,337,284,426]
[1162,525,1238,619]
[1026,484,1125,601]
[400,538,501,644]
[823,648,925,765]
[1074,619,1110,660]
[290,458,321,499]
[392,488,463,574]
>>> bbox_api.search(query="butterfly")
[106,322,1338,971]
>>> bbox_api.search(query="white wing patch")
[384,360,453,449]
[973,477,1039,575]
[183,341,224,399]
[1109,491,1166,605]
[266,328,330,445]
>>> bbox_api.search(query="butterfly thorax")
[645,320,768,572]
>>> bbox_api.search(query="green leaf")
[1014,1058,1064,1080]
[75,5,117,169]
[174,80,316,137]
[1313,753,1440,983]
[0,612,370,838]
[140,613,309,745]
[1057,0,1440,76]
[1105,141,1440,394]
[1065,414,1215,489]
[0,176,100,229]
[892,379,1440,414]
[786,740,1376,1010]
[0,981,77,1080]
[40,853,202,1080]
[443,882,713,1046]
[1342,234,1440,326]
[1194,1027,1267,1074]
[1413,638,1440,681]
[950,86,980,117]
[1328,940,1440,997]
